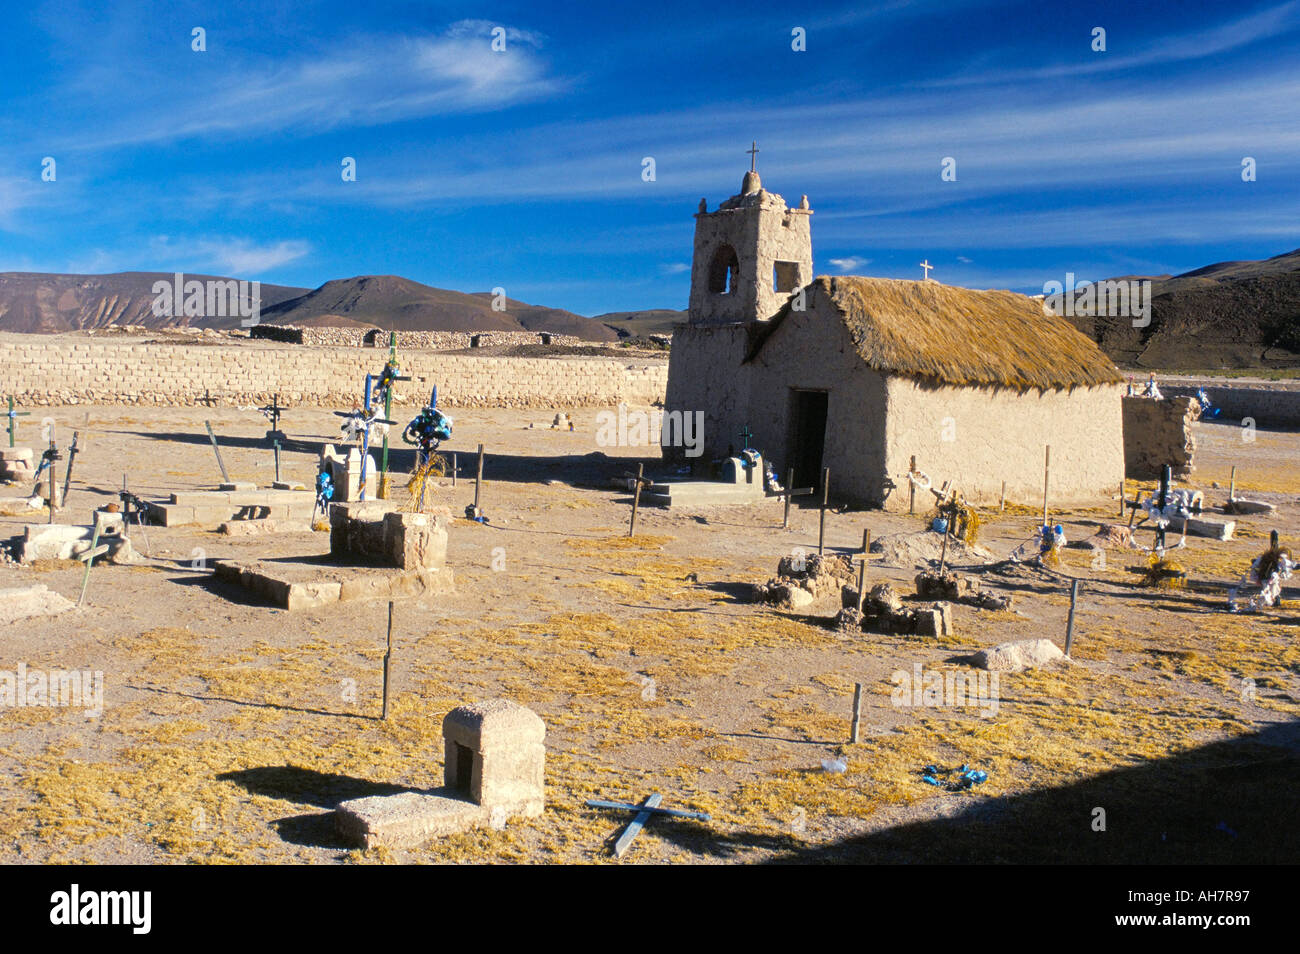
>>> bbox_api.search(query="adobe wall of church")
[880,379,1126,511]
[743,291,889,499]
[661,322,753,464]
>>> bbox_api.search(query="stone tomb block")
[335,700,546,850]
[320,443,376,502]
[0,447,34,482]
[328,501,450,570]
[442,699,546,816]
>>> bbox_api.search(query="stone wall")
[0,338,668,409]
[1122,396,1197,480]
[249,326,586,350]
[1159,384,1300,428]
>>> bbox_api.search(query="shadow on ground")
[761,721,1300,863]
[219,765,425,851]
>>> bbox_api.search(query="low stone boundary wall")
[0,338,668,409]
[249,326,585,350]
[1160,384,1300,428]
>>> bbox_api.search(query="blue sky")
[1,0,1298,315]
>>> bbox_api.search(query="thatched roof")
[752,276,1122,391]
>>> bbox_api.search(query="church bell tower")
[687,145,813,325]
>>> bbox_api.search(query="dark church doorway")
[789,389,828,492]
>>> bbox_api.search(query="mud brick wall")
[1123,396,1198,479]
[0,339,668,409]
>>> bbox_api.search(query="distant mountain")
[1066,248,1300,370]
[259,275,617,341]
[596,308,686,338]
[0,271,309,333]
[0,271,621,341]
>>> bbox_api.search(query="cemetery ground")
[0,405,1296,864]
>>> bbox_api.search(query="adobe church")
[662,163,1126,510]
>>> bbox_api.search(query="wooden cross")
[623,464,653,537]
[779,467,815,529]
[6,396,29,447]
[260,393,285,433]
[586,795,711,858]
[738,424,753,449]
[920,260,934,281]
[747,141,760,172]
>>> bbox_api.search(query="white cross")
[920,260,934,281]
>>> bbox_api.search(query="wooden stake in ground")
[1228,465,1237,504]
[783,467,794,529]
[629,462,645,537]
[474,443,485,511]
[6,396,29,448]
[76,520,109,608]
[61,431,79,506]
[850,683,863,743]
[781,468,814,530]
[908,455,917,515]
[1041,445,1051,527]
[1000,480,1006,513]
[1128,489,1145,529]
[938,492,955,575]
[817,468,830,556]
[381,601,394,721]
[1119,480,1125,518]
[204,420,230,484]
[1064,579,1080,656]
[855,556,867,612]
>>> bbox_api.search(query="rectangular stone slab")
[1184,517,1235,541]
[335,791,491,849]
[210,558,453,610]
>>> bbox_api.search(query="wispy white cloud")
[44,23,563,152]
[922,0,1300,87]
[828,256,871,271]
[147,236,311,275]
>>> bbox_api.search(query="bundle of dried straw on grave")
[926,495,982,545]
[1254,544,1293,585]
[405,454,447,512]
[1141,552,1186,589]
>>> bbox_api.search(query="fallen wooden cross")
[586,794,711,857]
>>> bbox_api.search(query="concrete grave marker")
[335,699,545,850]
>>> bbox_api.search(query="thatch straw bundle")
[768,277,1124,391]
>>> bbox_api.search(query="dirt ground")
[0,404,1296,864]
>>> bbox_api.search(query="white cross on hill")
[920,260,934,281]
